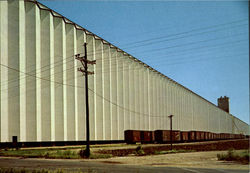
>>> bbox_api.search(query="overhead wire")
[119,18,248,46]
[84,19,248,58]
[0,62,166,118]
[93,31,247,63]
[0,18,246,99]
[93,35,247,72]
[1,37,247,91]
[1,18,246,86]
[94,52,248,75]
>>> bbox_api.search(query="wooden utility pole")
[75,43,96,157]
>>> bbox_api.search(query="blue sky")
[40,0,249,124]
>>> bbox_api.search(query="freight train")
[124,130,247,144]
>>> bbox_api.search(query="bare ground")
[96,139,249,156]
[89,150,250,170]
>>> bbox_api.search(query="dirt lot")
[91,150,249,170]
[0,139,249,171]
[96,139,249,156]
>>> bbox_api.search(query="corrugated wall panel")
[128,60,135,131]
[134,66,140,130]
[234,118,249,134]
[172,83,178,130]
[123,58,130,132]
[117,52,124,140]
[161,78,166,129]
[148,70,153,130]
[53,17,64,141]
[49,11,55,141]
[40,9,52,141]
[139,66,144,130]
[19,0,26,142]
[152,73,157,130]
[110,47,118,140]
[8,0,20,142]
[35,2,41,142]
[103,44,111,140]
[165,80,170,130]
[65,24,75,141]
[0,0,9,142]
[0,2,1,141]
[95,39,104,140]
[159,77,164,129]
[144,69,149,130]
[75,30,85,141]
[180,88,184,130]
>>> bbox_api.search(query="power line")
[94,38,247,72]
[94,31,247,63]
[119,23,247,50]
[3,32,245,88]
[1,42,247,93]
[120,19,248,46]
[1,20,246,86]
[0,54,78,86]
[125,32,247,57]
[94,52,248,75]
[86,21,247,60]
[0,62,165,118]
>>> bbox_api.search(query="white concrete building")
[0,0,249,142]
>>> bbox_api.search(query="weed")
[135,145,145,156]
[79,149,90,158]
[217,150,249,164]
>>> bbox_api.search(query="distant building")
[218,96,230,113]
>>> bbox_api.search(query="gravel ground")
[89,150,249,170]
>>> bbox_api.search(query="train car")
[204,132,209,141]
[155,130,181,143]
[188,131,196,141]
[140,131,155,144]
[124,130,141,144]
[181,131,189,142]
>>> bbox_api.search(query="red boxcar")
[181,131,189,142]
[208,132,213,140]
[196,131,202,141]
[155,130,181,143]
[204,132,209,140]
[124,130,141,144]
[140,131,154,143]
[215,133,220,140]
[172,131,181,141]
[189,131,196,141]
[200,131,205,141]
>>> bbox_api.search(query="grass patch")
[0,168,94,173]
[217,149,249,164]
[0,149,80,159]
[0,148,112,159]
[89,153,112,159]
[46,150,80,159]
[154,149,196,155]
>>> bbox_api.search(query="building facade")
[0,0,249,142]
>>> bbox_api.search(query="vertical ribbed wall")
[0,0,249,142]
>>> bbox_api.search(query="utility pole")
[75,43,96,158]
[168,115,174,150]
